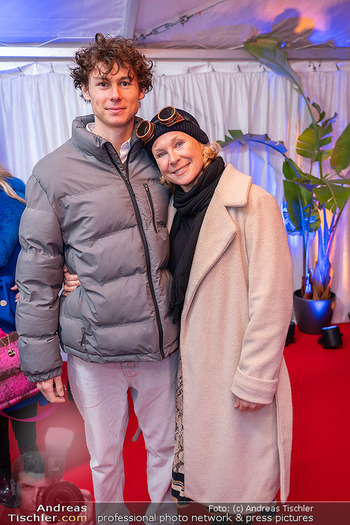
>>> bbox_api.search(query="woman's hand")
[234,396,266,412]
[10,284,20,302]
[62,264,81,296]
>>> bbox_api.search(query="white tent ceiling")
[1,0,350,60]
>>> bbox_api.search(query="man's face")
[16,471,50,515]
[82,63,145,140]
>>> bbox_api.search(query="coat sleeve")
[0,192,24,269]
[231,189,293,404]
[15,174,64,382]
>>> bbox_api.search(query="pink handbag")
[0,331,39,410]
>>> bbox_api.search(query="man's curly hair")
[70,33,153,94]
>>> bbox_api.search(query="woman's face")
[152,131,204,192]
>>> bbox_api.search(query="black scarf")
[169,156,225,323]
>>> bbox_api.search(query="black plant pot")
[293,289,336,335]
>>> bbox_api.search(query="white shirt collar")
[86,122,131,163]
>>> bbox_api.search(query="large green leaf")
[293,174,350,212]
[295,149,333,162]
[308,99,325,123]
[296,118,335,163]
[282,158,305,180]
[283,180,320,233]
[228,130,243,139]
[330,123,350,174]
[314,183,350,213]
[244,37,301,88]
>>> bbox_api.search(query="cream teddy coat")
[172,163,293,503]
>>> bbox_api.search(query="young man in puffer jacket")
[16,34,179,505]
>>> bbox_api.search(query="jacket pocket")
[144,183,158,233]
[79,331,86,348]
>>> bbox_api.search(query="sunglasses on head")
[136,106,192,144]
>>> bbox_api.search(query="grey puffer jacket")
[16,115,179,382]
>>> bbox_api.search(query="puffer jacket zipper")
[105,145,164,358]
[143,183,158,233]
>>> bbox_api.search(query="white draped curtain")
[0,59,349,322]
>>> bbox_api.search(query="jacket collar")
[181,163,252,322]
[214,163,252,208]
[71,114,144,168]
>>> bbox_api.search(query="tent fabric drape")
[0,60,349,322]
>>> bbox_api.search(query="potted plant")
[218,36,350,334]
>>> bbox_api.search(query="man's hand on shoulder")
[36,375,66,403]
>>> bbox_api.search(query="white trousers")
[67,351,178,503]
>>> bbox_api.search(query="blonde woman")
[138,107,293,505]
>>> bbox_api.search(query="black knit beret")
[144,108,209,151]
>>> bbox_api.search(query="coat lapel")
[181,164,252,322]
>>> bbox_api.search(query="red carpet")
[284,322,350,501]
[9,323,350,503]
